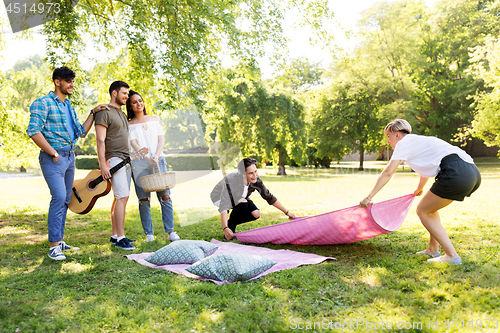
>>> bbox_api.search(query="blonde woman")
[360,119,481,265]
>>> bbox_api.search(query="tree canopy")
[312,80,385,170]
[204,64,306,174]
[469,36,500,150]
[2,0,500,171]
[42,0,298,108]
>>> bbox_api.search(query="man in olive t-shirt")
[94,81,136,251]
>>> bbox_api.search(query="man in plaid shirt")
[27,66,108,260]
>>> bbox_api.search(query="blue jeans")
[131,157,174,235]
[39,149,75,242]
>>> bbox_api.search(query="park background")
[1,0,500,332]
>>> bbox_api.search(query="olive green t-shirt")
[94,105,130,161]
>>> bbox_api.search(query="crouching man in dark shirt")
[211,158,296,240]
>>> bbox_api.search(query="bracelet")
[285,210,289,216]
[90,109,95,117]
[223,226,229,231]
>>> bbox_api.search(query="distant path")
[0,172,43,179]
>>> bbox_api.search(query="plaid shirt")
[26,91,86,149]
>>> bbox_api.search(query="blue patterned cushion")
[144,240,219,265]
[185,253,277,282]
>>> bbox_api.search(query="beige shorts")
[108,157,131,199]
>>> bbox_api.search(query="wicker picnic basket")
[139,163,176,192]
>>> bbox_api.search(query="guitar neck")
[91,157,131,187]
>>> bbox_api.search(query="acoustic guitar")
[69,148,148,214]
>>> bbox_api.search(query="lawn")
[1,161,499,332]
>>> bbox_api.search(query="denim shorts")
[430,154,481,201]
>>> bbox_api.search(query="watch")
[52,152,59,158]
[90,109,95,117]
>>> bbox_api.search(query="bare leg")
[428,234,440,253]
[111,197,118,236]
[416,191,458,259]
[111,196,129,238]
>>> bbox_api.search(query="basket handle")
[153,161,161,175]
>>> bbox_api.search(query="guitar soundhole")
[87,179,98,191]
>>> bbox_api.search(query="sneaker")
[110,237,136,244]
[168,232,180,241]
[115,238,136,250]
[415,250,440,258]
[48,246,66,260]
[427,256,462,265]
[59,241,80,252]
[146,235,155,242]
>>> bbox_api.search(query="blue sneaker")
[48,246,66,260]
[115,238,136,250]
[59,241,80,252]
[110,237,136,244]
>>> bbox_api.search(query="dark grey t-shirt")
[94,104,130,161]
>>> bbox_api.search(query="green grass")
[1,162,499,332]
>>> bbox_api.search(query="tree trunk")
[277,148,287,175]
[358,145,365,171]
[377,146,385,161]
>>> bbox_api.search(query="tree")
[204,65,306,175]
[13,54,45,72]
[469,36,500,152]
[267,58,327,167]
[5,58,52,112]
[270,57,323,93]
[342,0,426,121]
[410,0,500,141]
[0,72,39,170]
[312,81,384,170]
[0,55,52,170]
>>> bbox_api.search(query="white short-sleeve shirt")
[391,134,474,177]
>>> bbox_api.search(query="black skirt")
[430,154,481,201]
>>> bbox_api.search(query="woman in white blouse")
[126,90,180,242]
[360,119,481,265]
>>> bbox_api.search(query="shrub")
[165,154,220,171]
[75,156,99,170]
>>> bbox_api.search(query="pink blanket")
[125,239,334,284]
[235,194,415,245]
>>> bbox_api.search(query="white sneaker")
[146,234,155,242]
[168,232,180,241]
[48,246,66,260]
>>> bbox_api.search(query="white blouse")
[129,120,164,158]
